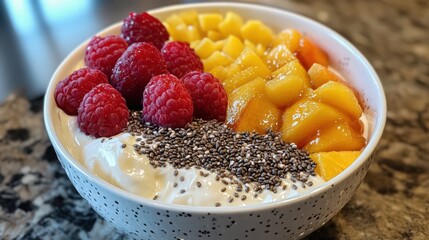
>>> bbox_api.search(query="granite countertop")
[1,0,428,239]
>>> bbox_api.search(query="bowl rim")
[43,2,387,214]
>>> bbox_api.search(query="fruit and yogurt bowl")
[44,2,386,239]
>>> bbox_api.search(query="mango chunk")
[178,10,199,25]
[223,66,266,95]
[195,38,216,59]
[296,37,329,70]
[265,44,297,71]
[304,120,366,153]
[308,63,343,89]
[209,66,228,81]
[207,30,223,41]
[309,151,361,181]
[222,35,244,58]
[281,100,348,147]
[313,81,363,119]
[203,51,233,71]
[266,74,307,108]
[240,20,274,47]
[234,48,271,77]
[227,77,266,126]
[270,59,311,89]
[218,11,244,37]
[198,13,223,32]
[234,95,282,134]
[272,29,302,52]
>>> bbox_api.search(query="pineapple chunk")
[308,63,344,89]
[281,100,348,147]
[265,44,297,71]
[304,120,366,153]
[313,81,363,119]
[198,13,223,32]
[227,77,266,126]
[218,11,244,37]
[240,20,274,47]
[222,35,244,58]
[234,95,282,134]
[309,151,361,181]
[272,29,302,52]
[203,51,233,71]
[195,38,216,59]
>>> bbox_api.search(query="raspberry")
[111,42,168,109]
[161,41,203,78]
[77,83,129,138]
[181,71,227,122]
[84,35,128,77]
[142,74,193,128]
[121,12,169,50]
[54,68,108,115]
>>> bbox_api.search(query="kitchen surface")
[1,0,428,239]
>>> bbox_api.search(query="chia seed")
[127,111,317,194]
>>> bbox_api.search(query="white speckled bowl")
[44,2,386,239]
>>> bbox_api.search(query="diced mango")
[178,10,199,25]
[223,66,267,95]
[234,48,271,77]
[244,40,256,52]
[272,29,302,52]
[222,35,244,58]
[209,66,228,81]
[198,13,223,32]
[304,120,366,153]
[234,95,282,134]
[207,30,223,41]
[214,39,226,50]
[266,74,307,108]
[313,81,363,119]
[255,44,266,57]
[265,44,297,71]
[240,20,274,47]
[308,63,344,89]
[281,100,348,147]
[218,11,244,37]
[223,63,243,79]
[270,59,311,88]
[296,37,329,70]
[227,77,266,126]
[309,151,361,181]
[203,51,233,71]
[195,38,216,59]
[164,14,185,28]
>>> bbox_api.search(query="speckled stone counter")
[1,0,428,239]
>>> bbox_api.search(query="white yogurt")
[55,110,326,207]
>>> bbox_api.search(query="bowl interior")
[44,2,386,212]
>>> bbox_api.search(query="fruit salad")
[53,9,367,207]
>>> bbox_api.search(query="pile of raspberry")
[55,12,227,138]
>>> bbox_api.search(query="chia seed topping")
[127,111,317,195]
